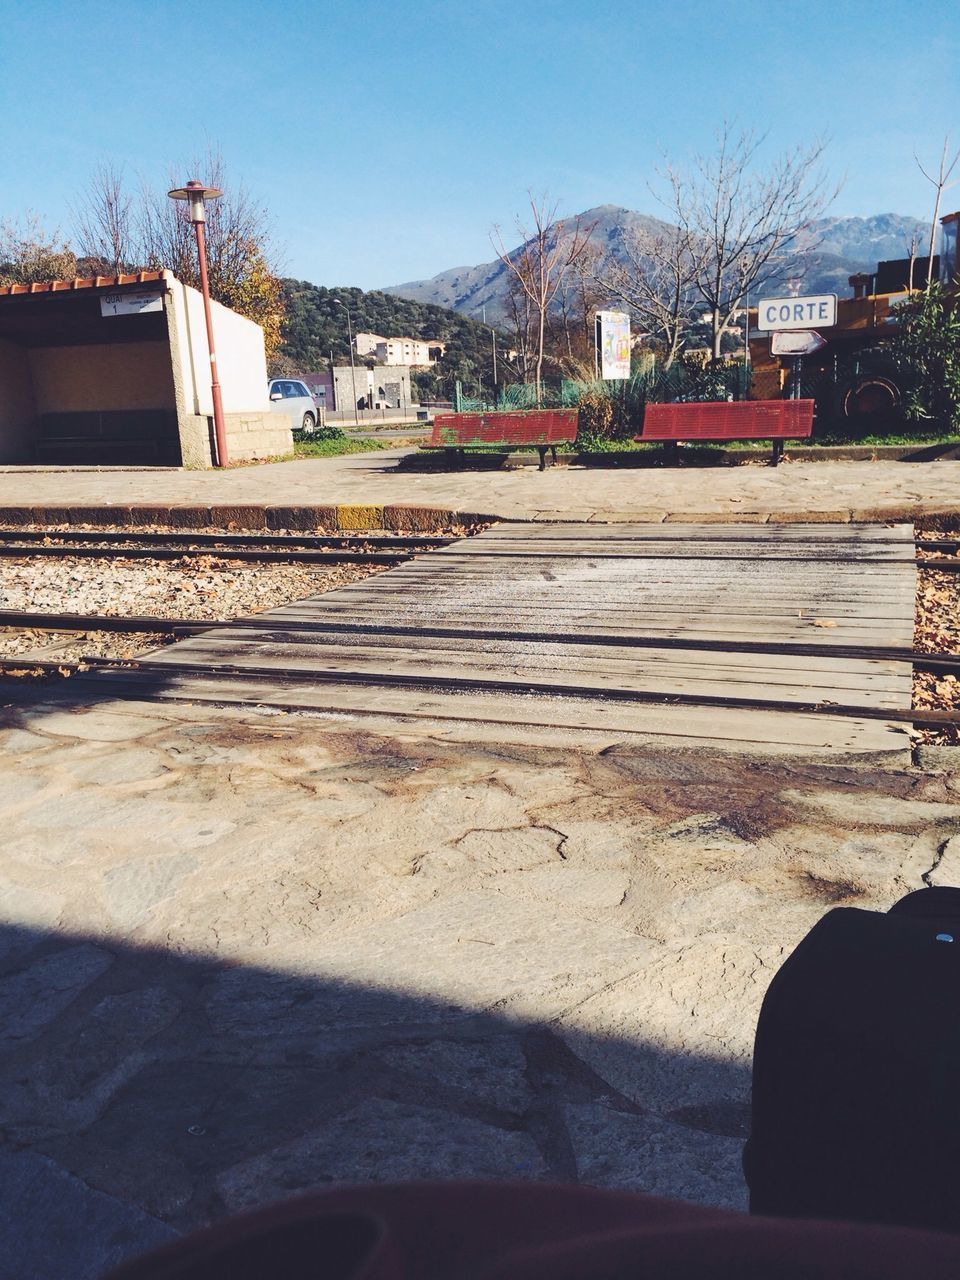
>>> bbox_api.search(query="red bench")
[636,399,815,465]
[425,409,579,471]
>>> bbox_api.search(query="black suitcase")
[744,887,960,1233]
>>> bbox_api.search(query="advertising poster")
[596,310,631,379]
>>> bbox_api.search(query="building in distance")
[354,332,445,366]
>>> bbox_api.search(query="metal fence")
[455,364,750,413]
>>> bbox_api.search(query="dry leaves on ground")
[914,526,960,744]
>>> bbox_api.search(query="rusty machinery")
[748,210,959,434]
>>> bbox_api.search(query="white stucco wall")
[169,279,270,415]
[0,338,37,459]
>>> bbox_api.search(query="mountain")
[798,213,931,263]
[385,205,674,321]
[383,206,931,322]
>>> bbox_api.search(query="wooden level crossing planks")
[88,668,909,758]
[140,522,918,755]
[154,634,912,708]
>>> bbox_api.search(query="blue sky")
[1,0,958,289]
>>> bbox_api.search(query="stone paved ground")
[1,685,959,1277]
[1,452,960,522]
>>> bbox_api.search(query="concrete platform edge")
[0,503,957,530]
[0,505,503,532]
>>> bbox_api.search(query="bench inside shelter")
[425,409,579,470]
[637,399,815,465]
[37,410,180,465]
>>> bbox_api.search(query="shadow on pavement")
[0,918,751,1280]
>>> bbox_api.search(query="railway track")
[0,524,955,734]
[0,528,954,567]
[1,608,958,728]
[0,529,456,566]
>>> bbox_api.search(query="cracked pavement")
[0,687,959,1278]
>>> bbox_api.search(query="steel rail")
[1,641,956,727]
[0,539,954,570]
[80,656,960,730]
[0,609,956,672]
[0,609,210,633]
[0,529,455,550]
[181,616,960,672]
[0,545,412,565]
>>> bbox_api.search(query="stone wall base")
[178,413,293,467]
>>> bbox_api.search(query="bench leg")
[551,445,558,465]
[537,446,547,471]
[772,439,783,466]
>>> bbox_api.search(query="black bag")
[744,886,960,1233]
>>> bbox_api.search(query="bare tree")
[74,163,135,274]
[503,272,536,385]
[74,149,285,356]
[905,230,919,294]
[491,195,595,401]
[550,241,608,367]
[0,213,77,284]
[915,138,960,286]
[596,225,696,369]
[660,125,833,360]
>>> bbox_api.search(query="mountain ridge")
[383,207,931,323]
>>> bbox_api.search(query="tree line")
[274,281,503,397]
[2,131,955,428]
[492,126,959,432]
[492,125,834,399]
[0,150,284,357]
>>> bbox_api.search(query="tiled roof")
[0,270,170,298]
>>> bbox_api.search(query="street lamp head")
[167,178,223,225]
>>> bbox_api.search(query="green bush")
[893,285,960,433]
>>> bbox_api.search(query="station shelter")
[0,270,290,467]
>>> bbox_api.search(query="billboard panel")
[596,310,631,379]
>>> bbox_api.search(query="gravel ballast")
[0,549,389,663]
[0,556,385,622]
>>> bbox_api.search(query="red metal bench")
[425,409,579,471]
[637,399,815,465]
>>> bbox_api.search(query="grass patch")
[294,436,393,458]
[797,431,960,447]
[581,432,960,452]
[575,435,648,452]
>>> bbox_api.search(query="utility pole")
[742,292,750,400]
[337,300,360,427]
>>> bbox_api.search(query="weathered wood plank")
[104,670,910,757]
[145,521,918,749]
[146,642,911,708]
[170,627,913,675]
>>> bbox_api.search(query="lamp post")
[336,300,360,427]
[167,178,228,467]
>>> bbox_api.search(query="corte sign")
[757,294,837,331]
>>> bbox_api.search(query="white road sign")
[770,330,828,356]
[757,294,837,331]
[100,290,164,318]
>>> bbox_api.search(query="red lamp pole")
[168,179,228,467]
